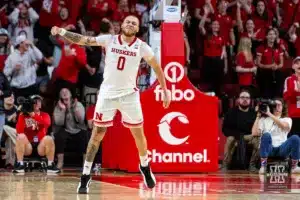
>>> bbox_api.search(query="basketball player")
[51,15,170,194]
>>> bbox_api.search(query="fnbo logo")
[154,62,195,101]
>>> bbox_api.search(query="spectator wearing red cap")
[283,57,300,136]
[256,28,284,98]
[199,5,226,96]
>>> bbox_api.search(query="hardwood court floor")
[1,169,300,200]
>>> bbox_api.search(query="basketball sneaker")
[77,174,92,194]
[47,163,61,173]
[12,163,25,173]
[139,164,156,189]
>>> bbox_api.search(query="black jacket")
[0,72,11,113]
[222,107,257,137]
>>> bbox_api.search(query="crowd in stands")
[0,0,300,173]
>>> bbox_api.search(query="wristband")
[59,28,67,36]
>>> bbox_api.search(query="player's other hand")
[163,91,171,109]
[51,26,63,36]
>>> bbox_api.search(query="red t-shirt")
[86,105,96,121]
[256,45,283,65]
[0,54,8,72]
[54,42,87,83]
[236,52,254,86]
[16,112,51,143]
[214,13,234,46]
[280,0,300,30]
[251,13,272,40]
[203,34,225,57]
[283,74,300,117]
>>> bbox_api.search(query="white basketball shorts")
[93,91,144,128]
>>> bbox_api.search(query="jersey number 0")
[117,56,126,71]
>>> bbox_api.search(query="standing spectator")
[53,88,88,169]
[278,0,300,35]
[283,57,300,136]
[0,28,11,72]
[13,95,60,173]
[52,34,87,97]
[4,35,43,101]
[288,22,300,57]
[8,1,39,43]
[222,90,259,172]
[0,4,8,28]
[256,28,284,98]
[236,37,257,88]
[199,5,226,97]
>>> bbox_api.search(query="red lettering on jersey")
[95,112,103,121]
[111,48,136,57]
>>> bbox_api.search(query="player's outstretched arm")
[51,26,99,46]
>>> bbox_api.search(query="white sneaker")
[291,166,300,173]
[259,166,266,174]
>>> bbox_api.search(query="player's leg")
[37,136,60,173]
[77,95,116,194]
[121,92,156,188]
[14,134,32,173]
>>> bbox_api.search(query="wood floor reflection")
[1,170,300,200]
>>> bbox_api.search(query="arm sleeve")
[29,46,43,63]
[282,118,292,131]
[28,7,39,24]
[8,8,19,25]
[3,56,14,78]
[33,113,51,129]
[95,35,113,47]
[140,42,155,61]
[283,77,300,101]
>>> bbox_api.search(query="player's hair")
[123,15,140,26]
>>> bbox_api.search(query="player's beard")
[122,29,136,37]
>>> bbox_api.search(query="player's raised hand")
[51,26,63,36]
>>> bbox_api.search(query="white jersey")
[95,34,154,99]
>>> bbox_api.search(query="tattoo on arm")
[64,31,83,44]
[85,143,99,162]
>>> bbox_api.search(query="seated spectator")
[2,91,18,166]
[222,90,259,172]
[4,35,43,101]
[13,95,60,173]
[8,1,39,43]
[236,37,257,87]
[53,88,88,169]
[252,98,300,174]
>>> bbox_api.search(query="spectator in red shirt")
[278,0,300,34]
[52,34,88,97]
[199,5,226,96]
[236,37,257,87]
[256,28,284,98]
[283,57,300,136]
[289,22,300,57]
[0,4,8,28]
[13,95,60,174]
[274,28,289,59]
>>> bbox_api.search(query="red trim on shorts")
[94,120,113,127]
[123,121,143,128]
